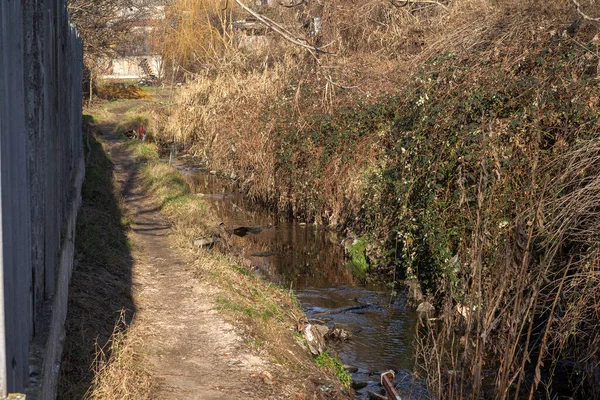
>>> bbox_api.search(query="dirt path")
[101,109,281,399]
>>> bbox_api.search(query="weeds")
[315,352,352,388]
[86,310,153,400]
[345,237,369,281]
[140,161,210,246]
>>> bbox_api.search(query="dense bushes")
[158,0,600,397]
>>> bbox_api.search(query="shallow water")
[175,161,426,398]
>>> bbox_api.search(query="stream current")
[173,161,425,399]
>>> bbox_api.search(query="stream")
[173,161,426,399]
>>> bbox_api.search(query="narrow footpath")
[97,105,304,399]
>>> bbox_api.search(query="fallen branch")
[233,0,334,58]
[308,305,370,317]
[570,0,600,22]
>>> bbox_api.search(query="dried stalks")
[158,1,600,397]
[415,112,600,400]
[86,310,154,400]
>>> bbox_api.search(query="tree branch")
[570,0,600,22]
[233,0,334,57]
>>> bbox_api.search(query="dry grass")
[415,139,600,399]
[96,83,151,100]
[157,53,300,203]
[155,0,600,397]
[86,311,154,400]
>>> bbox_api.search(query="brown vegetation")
[154,0,600,398]
[96,83,152,100]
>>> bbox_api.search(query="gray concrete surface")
[0,0,83,397]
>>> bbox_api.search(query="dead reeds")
[156,0,600,397]
[86,310,154,400]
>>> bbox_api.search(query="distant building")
[100,4,165,80]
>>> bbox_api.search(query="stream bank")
[171,158,426,399]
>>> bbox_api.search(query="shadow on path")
[58,119,136,399]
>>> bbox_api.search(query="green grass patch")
[345,237,368,280]
[216,297,260,318]
[115,113,152,136]
[125,141,159,163]
[140,161,210,246]
[82,113,97,125]
[232,264,252,276]
[142,163,198,208]
[315,351,351,388]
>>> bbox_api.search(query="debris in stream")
[231,224,274,237]
[233,225,264,236]
[309,304,371,317]
[381,370,402,400]
[326,327,351,342]
[303,324,327,355]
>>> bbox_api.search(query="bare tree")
[67,0,157,100]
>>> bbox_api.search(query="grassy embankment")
[155,0,600,397]
[114,114,353,393]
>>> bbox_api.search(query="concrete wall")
[0,0,83,397]
[100,55,163,80]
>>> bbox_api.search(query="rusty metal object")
[381,370,402,400]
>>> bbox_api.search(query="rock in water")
[344,364,359,373]
[314,324,330,338]
[233,226,263,236]
[351,380,369,390]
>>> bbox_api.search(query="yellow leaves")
[158,0,233,69]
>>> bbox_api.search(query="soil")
[98,102,312,399]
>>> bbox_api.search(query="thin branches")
[570,0,600,22]
[233,0,334,58]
